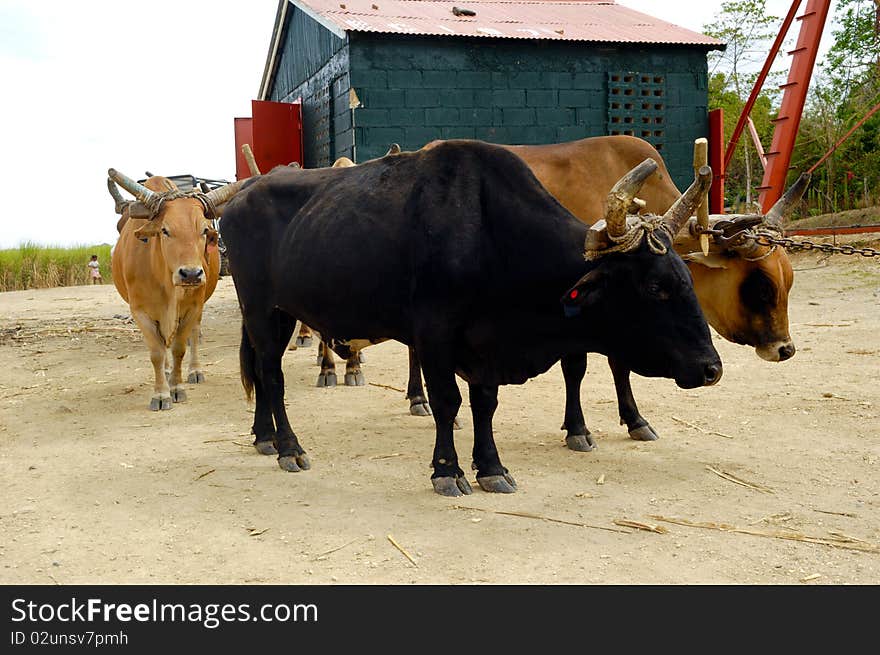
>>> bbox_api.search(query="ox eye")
[161,227,170,237]
[646,280,669,300]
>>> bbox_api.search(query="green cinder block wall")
[267,8,712,190]
[349,34,710,191]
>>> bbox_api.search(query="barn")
[257,0,723,189]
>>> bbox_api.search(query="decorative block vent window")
[312,84,332,167]
[607,72,666,151]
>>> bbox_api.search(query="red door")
[234,100,303,178]
[233,117,254,181]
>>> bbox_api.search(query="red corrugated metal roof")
[292,0,722,46]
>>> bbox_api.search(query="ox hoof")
[278,454,310,472]
[149,395,172,411]
[254,440,277,456]
[629,425,659,441]
[344,371,366,386]
[566,433,596,452]
[171,387,187,403]
[410,401,432,417]
[431,476,473,497]
[477,473,518,494]
[316,372,337,388]
[296,336,313,348]
[187,371,206,384]
[358,351,366,363]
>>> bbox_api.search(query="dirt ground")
[1,249,878,585]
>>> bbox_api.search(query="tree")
[792,0,880,213]
[704,1,780,209]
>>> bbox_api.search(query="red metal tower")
[757,0,832,212]
[714,0,832,214]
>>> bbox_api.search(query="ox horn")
[604,158,659,238]
[663,165,713,237]
[241,143,261,176]
[204,179,246,210]
[764,172,811,230]
[108,168,159,205]
[385,143,401,156]
[106,178,129,214]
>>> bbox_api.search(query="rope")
[141,190,217,220]
[807,99,880,174]
[585,217,673,261]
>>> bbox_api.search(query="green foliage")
[705,0,880,214]
[704,1,780,96]
[704,1,781,209]
[793,0,880,214]
[0,243,113,291]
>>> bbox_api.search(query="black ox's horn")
[603,158,659,238]
[663,165,713,237]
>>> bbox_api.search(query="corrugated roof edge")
[260,0,724,100]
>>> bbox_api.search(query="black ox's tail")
[239,322,256,402]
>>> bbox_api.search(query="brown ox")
[410,136,808,446]
[107,169,242,410]
[503,135,801,362]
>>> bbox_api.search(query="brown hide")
[500,136,795,360]
[111,176,221,407]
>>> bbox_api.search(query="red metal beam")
[708,108,725,213]
[722,0,803,173]
[787,225,880,236]
[758,0,832,212]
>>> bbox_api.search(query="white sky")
[0,0,827,248]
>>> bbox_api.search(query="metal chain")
[752,234,880,258]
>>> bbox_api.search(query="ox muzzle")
[756,340,796,362]
[174,266,206,287]
[675,359,723,390]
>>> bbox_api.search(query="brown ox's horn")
[106,178,128,214]
[108,168,159,205]
[764,172,811,229]
[204,179,246,209]
[385,143,401,156]
[604,158,659,238]
[663,165,713,236]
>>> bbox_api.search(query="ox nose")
[703,362,723,386]
[178,267,205,284]
[778,343,796,361]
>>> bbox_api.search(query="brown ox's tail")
[239,323,256,402]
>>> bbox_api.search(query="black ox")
[220,140,721,496]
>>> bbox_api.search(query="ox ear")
[206,227,219,253]
[561,269,605,316]
[133,219,162,243]
[682,252,730,269]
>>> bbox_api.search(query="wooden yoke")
[693,138,710,256]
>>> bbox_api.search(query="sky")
[0,0,831,248]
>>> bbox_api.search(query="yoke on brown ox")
[107,169,243,410]
[403,135,809,448]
